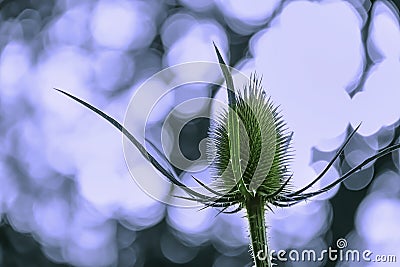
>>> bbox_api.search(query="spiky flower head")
[208,72,293,207]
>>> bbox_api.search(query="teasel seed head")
[208,72,294,206]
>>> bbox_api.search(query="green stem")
[246,196,271,267]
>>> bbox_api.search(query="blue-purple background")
[0,0,399,266]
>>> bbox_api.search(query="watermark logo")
[336,238,347,249]
[257,238,397,264]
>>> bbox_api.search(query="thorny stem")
[246,196,271,267]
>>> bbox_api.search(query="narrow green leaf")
[54,88,209,200]
[213,44,251,197]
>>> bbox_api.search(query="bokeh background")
[1,0,400,266]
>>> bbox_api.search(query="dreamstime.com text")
[257,238,397,264]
